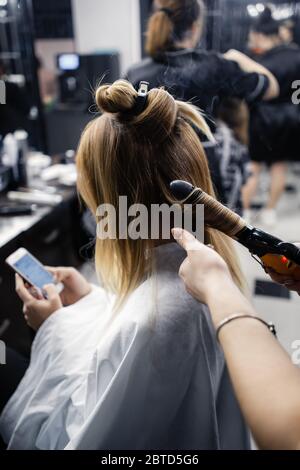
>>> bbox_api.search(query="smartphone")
[6,248,63,296]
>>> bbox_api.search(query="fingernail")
[172,228,183,239]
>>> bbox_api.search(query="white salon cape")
[0,243,250,450]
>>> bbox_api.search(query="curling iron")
[170,180,300,279]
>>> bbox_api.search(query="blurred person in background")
[126,0,278,208]
[279,18,295,45]
[243,6,300,226]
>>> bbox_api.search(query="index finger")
[15,274,34,303]
[172,228,202,252]
[45,266,72,282]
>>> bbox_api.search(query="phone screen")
[13,253,54,290]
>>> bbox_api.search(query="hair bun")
[95,80,178,143]
[253,5,279,35]
[95,80,137,114]
[260,6,273,23]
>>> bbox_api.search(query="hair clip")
[131,81,149,115]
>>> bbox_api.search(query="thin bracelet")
[216,314,277,342]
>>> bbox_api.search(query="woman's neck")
[173,38,196,50]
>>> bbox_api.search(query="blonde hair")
[145,0,205,58]
[76,79,244,307]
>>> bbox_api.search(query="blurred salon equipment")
[57,52,120,105]
[0,0,44,150]
[45,52,120,155]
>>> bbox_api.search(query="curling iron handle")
[236,227,300,279]
[261,254,300,278]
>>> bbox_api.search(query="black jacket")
[127,48,269,121]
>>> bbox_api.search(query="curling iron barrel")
[170,180,300,278]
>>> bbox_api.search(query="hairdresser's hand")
[266,269,300,295]
[15,274,62,331]
[264,243,300,295]
[223,49,255,68]
[172,228,233,305]
[223,49,244,62]
[46,267,92,306]
[223,49,279,99]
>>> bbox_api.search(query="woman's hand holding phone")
[15,274,62,331]
[15,267,92,330]
[46,267,92,306]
